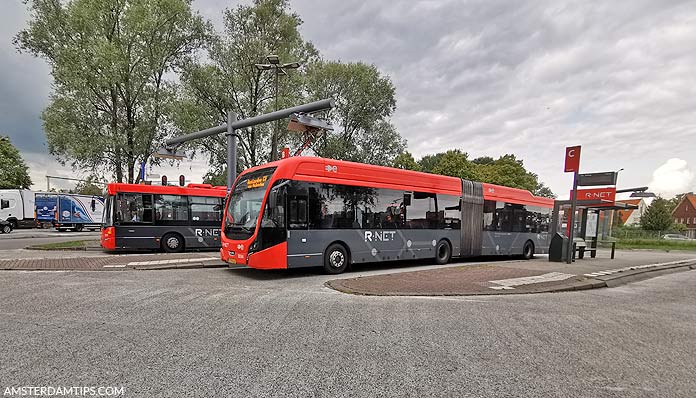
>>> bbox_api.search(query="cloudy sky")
[2,0,695,198]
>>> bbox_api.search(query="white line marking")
[582,258,696,278]
[103,264,126,268]
[488,272,575,290]
[127,257,218,266]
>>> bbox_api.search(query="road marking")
[103,264,126,268]
[488,272,575,290]
[583,258,696,278]
[127,257,218,266]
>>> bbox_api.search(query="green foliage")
[176,0,318,169]
[612,238,696,251]
[392,152,421,171]
[71,176,104,196]
[471,156,494,165]
[307,61,405,165]
[641,197,674,231]
[0,136,32,189]
[176,1,405,171]
[16,0,210,183]
[202,169,227,187]
[475,154,538,192]
[672,223,688,233]
[411,150,555,197]
[430,150,479,181]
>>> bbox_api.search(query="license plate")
[228,258,237,264]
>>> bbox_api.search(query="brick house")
[671,193,696,238]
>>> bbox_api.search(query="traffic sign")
[564,146,581,173]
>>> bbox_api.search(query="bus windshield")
[103,195,114,226]
[225,167,276,239]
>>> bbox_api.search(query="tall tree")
[429,150,479,181]
[410,150,555,197]
[72,176,105,196]
[306,61,405,165]
[392,152,421,171]
[16,0,209,183]
[175,0,318,172]
[641,197,674,231]
[0,136,32,189]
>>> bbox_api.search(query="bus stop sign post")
[164,98,334,190]
[564,145,581,264]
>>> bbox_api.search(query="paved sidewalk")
[0,250,224,271]
[327,249,696,296]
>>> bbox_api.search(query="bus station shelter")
[550,199,638,261]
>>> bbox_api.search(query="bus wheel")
[74,224,84,232]
[522,241,535,260]
[435,240,452,265]
[1,225,10,234]
[162,233,185,253]
[324,243,349,274]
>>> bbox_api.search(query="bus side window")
[288,195,308,229]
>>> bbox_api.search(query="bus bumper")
[220,242,288,270]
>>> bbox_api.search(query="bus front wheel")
[522,241,535,260]
[324,243,349,274]
[162,233,185,253]
[435,240,452,265]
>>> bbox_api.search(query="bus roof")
[482,183,554,208]
[243,156,463,196]
[106,183,227,197]
[238,156,554,207]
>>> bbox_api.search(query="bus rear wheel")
[324,243,349,274]
[162,233,185,253]
[74,224,84,232]
[435,240,452,265]
[1,225,11,234]
[522,241,535,260]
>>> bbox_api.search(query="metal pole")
[273,69,279,161]
[226,111,237,190]
[566,171,579,264]
[165,99,334,148]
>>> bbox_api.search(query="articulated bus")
[220,157,554,274]
[101,183,227,252]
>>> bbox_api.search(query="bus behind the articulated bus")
[220,157,554,274]
[101,183,227,252]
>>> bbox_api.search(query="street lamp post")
[255,55,302,161]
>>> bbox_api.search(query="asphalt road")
[0,230,100,250]
[1,267,694,397]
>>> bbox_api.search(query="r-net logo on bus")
[364,231,397,242]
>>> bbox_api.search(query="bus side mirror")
[91,199,96,212]
[403,193,411,206]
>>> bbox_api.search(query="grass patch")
[606,238,696,251]
[27,240,98,250]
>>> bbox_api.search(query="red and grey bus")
[220,156,554,274]
[101,183,227,252]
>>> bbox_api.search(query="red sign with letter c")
[564,146,581,173]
